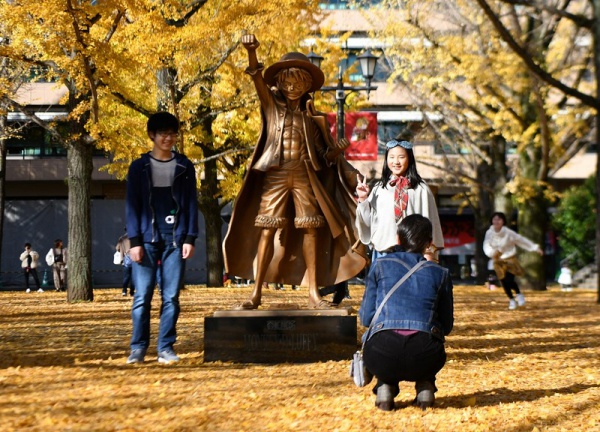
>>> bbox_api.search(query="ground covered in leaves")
[1,284,599,431]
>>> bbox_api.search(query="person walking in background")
[45,239,67,292]
[483,212,544,310]
[359,214,453,411]
[116,230,135,297]
[355,139,444,263]
[557,260,573,292]
[20,243,43,293]
[318,281,349,306]
[125,111,198,365]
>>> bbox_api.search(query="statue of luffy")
[223,34,367,309]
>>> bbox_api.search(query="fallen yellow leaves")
[1,285,599,431]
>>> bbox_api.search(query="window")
[7,125,67,157]
[319,0,387,9]
[319,0,350,9]
[377,122,413,154]
[6,124,103,158]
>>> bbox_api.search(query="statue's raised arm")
[222,42,367,310]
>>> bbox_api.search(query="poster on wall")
[326,112,378,161]
[440,219,476,255]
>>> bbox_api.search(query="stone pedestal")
[204,308,357,363]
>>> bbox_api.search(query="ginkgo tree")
[1,0,325,292]
[93,1,323,287]
[0,0,156,301]
[369,0,594,288]
[0,50,28,273]
[470,0,600,300]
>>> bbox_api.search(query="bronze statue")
[223,34,367,310]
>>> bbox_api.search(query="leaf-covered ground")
[1,284,599,432]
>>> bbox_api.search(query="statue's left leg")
[304,228,333,309]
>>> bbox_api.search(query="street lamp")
[307,48,379,140]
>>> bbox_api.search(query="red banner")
[326,112,378,161]
[441,219,476,248]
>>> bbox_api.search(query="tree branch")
[164,0,210,27]
[3,97,65,143]
[474,0,599,108]
[66,0,98,123]
[106,89,154,118]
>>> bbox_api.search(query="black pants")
[318,281,347,305]
[24,268,41,289]
[363,330,446,397]
[122,265,135,294]
[500,271,520,299]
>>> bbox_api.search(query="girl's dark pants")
[500,271,521,299]
[363,330,446,397]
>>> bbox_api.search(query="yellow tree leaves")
[1,0,323,179]
[373,0,593,187]
[1,285,600,431]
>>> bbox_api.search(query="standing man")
[125,112,198,364]
[20,243,43,293]
[223,34,367,310]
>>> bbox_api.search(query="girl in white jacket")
[355,139,444,263]
[483,212,543,310]
[20,243,42,293]
[45,239,67,292]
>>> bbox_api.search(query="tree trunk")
[474,137,511,284]
[593,0,600,303]
[198,147,224,287]
[517,194,547,291]
[475,161,494,284]
[0,112,7,278]
[66,139,94,302]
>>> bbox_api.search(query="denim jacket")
[126,152,199,248]
[359,251,453,342]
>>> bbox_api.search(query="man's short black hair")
[25,242,31,248]
[147,112,179,134]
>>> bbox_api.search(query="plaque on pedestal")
[204,308,357,363]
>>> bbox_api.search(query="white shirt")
[483,226,540,260]
[355,181,444,252]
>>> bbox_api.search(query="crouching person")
[359,214,454,411]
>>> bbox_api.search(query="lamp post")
[308,49,379,298]
[307,49,379,141]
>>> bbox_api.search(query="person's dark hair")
[490,212,507,226]
[147,112,179,134]
[25,242,31,248]
[54,239,63,248]
[397,214,433,253]
[381,146,423,189]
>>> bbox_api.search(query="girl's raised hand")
[356,174,370,201]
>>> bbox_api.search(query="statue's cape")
[223,102,367,286]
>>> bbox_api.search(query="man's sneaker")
[126,348,147,364]
[516,293,526,307]
[158,349,180,364]
[37,288,44,293]
[26,288,31,293]
[122,291,127,296]
[508,299,517,310]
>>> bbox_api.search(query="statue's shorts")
[255,160,325,229]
